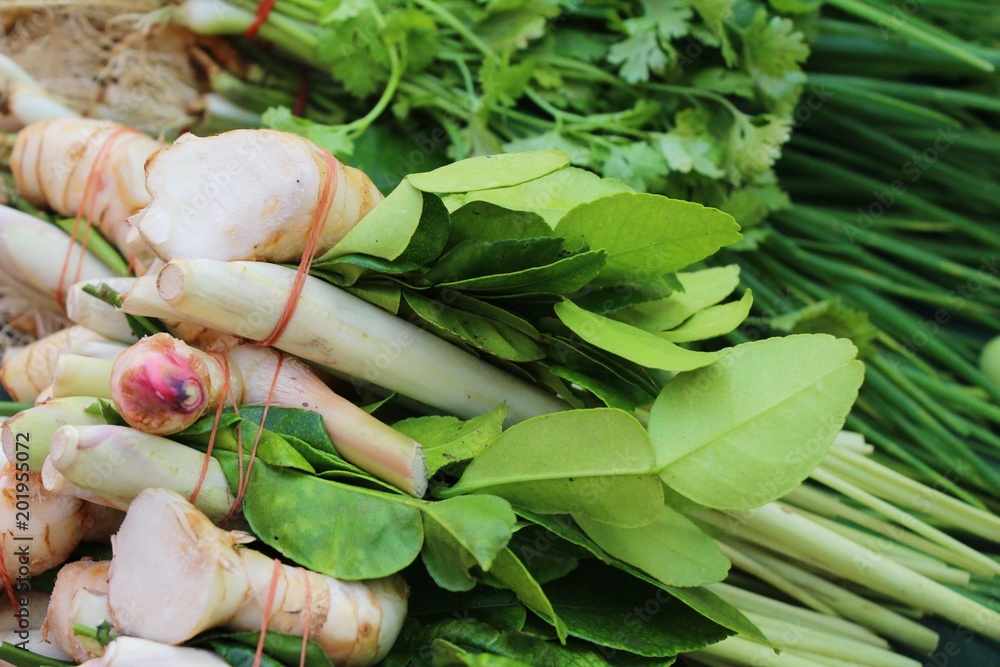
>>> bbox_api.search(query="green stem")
[0,402,32,417]
[51,219,129,278]
[822,0,993,71]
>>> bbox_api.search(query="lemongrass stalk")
[798,511,972,587]
[110,332,427,496]
[716,541,838,615]
[720,537,940,654]
[787,650,879,667]
[708,583,887,647]
[1,396,105,468]
[44,560,112,663]
[784,485,980,572]
[51,355,113,400]
[830,430,873,455]
[691,636,826,667]
[825,447,1000,541]
[0,205,113,310]
[146,0,320,63]
[744,613,919,667]
[710,504,1000,642]
[78,637,231,667]
[137,259,568,424]
[48,425,235,522]
[810,468,1000,577]
[0,326,117,402]
[0,55,78,124]
[40,459,128,512]
[108,488,408,665]
[186,93,263,135]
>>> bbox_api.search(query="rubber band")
[299,567,312,667]
[293,68,310,118]
[259,150,337,348]
[57,127,137,306]
[0,544,19,623]
[190,353,232,506]
[251,557,283,667]
[244,0,277,39]
[222,355,284,525]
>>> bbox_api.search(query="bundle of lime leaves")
[4,149,999,667]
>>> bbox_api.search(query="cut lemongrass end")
[51,355,114,400]
[66,277,139,344]
[142,259,567,424]
[49,424,235,522]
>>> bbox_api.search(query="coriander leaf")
[422,495,518,592]
[601,142,668,192]
[262,107,354,158]
[554,301,729,372]
[742,11,810,79]
[442,409,663,528]
[608,31,668,84]
[555,193,742,284]
[408,151,570,193]
[574,505,730,587]
[650,335,865,509]
[502,131,594,168]
[395,404,509,475]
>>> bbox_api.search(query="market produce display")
[0,1,999,666]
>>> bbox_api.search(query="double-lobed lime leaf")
[649,334,866,509]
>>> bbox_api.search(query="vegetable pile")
[0,0,999,665]
[0,116,997,667]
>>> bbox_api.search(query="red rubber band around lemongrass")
[251,558,283,667]
[259,149,337,348]
[244,0,277,38]
[57,127,137,305]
